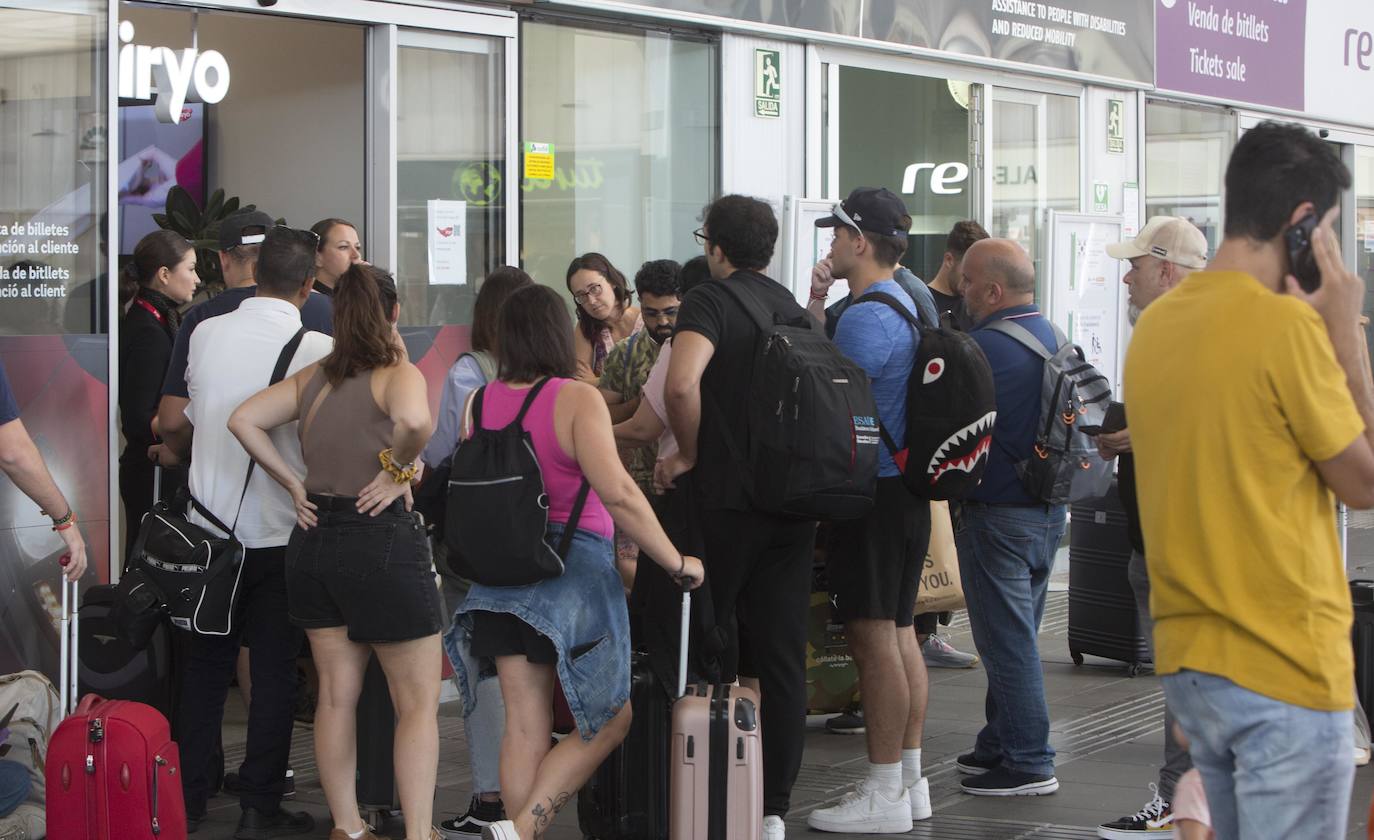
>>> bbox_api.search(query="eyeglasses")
[572,282,604,306]
[643,306,679,320]
[693,228,708,246]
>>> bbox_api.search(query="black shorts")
[826,477,931,627]
[469,611,558,665]
[285,495,443,643]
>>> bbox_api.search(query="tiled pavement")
[199,579,1374,839]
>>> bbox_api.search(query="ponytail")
[117,261,141,311]
[320,264,402,384]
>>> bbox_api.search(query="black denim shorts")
[285,495,443,643]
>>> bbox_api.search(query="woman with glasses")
[118,229,198,557]
[309,217,363,296]
[565,252,640,383]
[230,263,442,840]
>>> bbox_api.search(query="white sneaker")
[807,780,913,834]
[762,814,786,840]
[479,820,521,840]
[908,776,932,821]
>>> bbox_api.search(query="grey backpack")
[986,320,1113,504]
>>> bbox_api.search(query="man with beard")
[1096,215,1207,839]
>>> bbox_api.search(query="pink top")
[479,378,614,539]
[641,340,679,460]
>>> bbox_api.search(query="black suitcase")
[1351,580,1374,728]
[1068,481,1150,675]
[577,651,671,839]
[77,583,177,715]
[357,653,400,826]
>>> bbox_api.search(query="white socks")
[869,760,905,799]
[346,829,366,840]
[902,748,923,787]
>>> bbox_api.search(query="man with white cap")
[1096,215,1207,839]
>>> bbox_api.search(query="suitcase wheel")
[1127,661,1143,678]
[1070,650,1084,666]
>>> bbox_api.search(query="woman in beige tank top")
[231,264,442,840]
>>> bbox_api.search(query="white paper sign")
[427,199,467,285]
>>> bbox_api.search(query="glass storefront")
[0,0,110,677]
[1357,147,1373,359]
[519,19,718,299]
[1145,99,1233,251]
[828,66,975,284]
[396,32,507,327]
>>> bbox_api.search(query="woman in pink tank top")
[445,285,702,840]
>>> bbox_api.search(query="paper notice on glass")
[1075,308,1109,370]
[427,199,467,285]
[1122,182,1140,239]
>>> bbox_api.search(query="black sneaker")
[960,766,1059,797]
[1097,785,1173,838]
[954,751,1000,775]
[825,708,866,735]
[224,768,295,799]
[233,806,316,839]
[438,796,506,837]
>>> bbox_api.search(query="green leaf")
[170,209,194,231]
[204,188,226,221]
[166,186,202,233]
[151,213,170,229]
[222,196,241,216]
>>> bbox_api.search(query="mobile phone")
[1284,212,1320,293]
[1081,401,1126,437]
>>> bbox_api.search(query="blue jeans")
[955,502,1066,776]
[1163,670,1353,840]
[0,759,30,817]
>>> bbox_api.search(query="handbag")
[915,500,966,614]
[124,327,306,636]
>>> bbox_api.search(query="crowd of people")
[2,118,1370,840]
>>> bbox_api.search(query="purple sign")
[1156,0,1306,110]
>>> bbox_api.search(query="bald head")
[959,238,1037,323]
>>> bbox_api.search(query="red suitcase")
[46,580,188,840]
[669,592,763,840]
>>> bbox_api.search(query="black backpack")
[443,378,589,587]
[710,279,878,521]
[855,292,997,500]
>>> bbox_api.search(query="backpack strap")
[555,479,591,558]
[984,318,1058,359]
[712,274,794,334]
[462,350,499,383]
[853,291,922,457]
[508,377,552,430]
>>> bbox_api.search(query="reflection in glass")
[396,36,505,328]
[990,90,1079,293]
[1145,100,1232,252]
[520,22,718,309]
[833,67,973,284]
[0,3,108,335]
[1357,147,1373,360]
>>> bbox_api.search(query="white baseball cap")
[1106,216,1208,270]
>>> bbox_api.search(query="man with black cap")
[805,188,932,834]
[156,209,332,460]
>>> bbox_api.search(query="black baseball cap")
[218,209,274,251]
[816,187,911,237]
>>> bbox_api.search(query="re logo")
[118,20,231,124]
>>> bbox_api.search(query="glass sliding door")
[395,30,507,327]
[1145,100,1232,252]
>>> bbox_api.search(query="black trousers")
[177,546,301,817]
[700,506,815,819]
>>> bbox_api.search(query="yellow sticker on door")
[524,142,555,181]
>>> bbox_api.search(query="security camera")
[1319,128,1331,138]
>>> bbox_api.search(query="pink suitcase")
[669,592,763,840]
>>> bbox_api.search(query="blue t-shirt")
[833,279,919,478]
[161,287,334,398]
[824,267,938,339]
[0,362,19,426]
[968,304,1060,505]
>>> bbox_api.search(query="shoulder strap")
[854,291,922,331]
[509,377,552,430]
[462,350,499,383]
[194,327,307,537]
[555,479,592,558]
[985,319,1053,360]
[712,276,774,334]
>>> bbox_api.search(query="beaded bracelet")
[379,448,419,484]
[44,509,76,531]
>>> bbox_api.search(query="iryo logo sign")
[900,161,970,195]
[118,21,231,124]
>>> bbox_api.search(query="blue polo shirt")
[0,363,19,426]
[833,279,919,478]
[968,304,1060,505]
[824,266,939,338]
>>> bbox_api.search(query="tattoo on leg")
[530,792,573,839]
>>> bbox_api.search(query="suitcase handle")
[60,577,80,717]
[677,590,691,699]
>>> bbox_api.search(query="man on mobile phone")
[1125,122,1366,839]
[1095,215,1207,840]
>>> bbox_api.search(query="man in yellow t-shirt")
[1125,121,1373,839]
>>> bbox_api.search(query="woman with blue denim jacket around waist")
[445,285,703,840]
[231,264,443,840]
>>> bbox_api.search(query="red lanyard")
[134,297,165,325]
